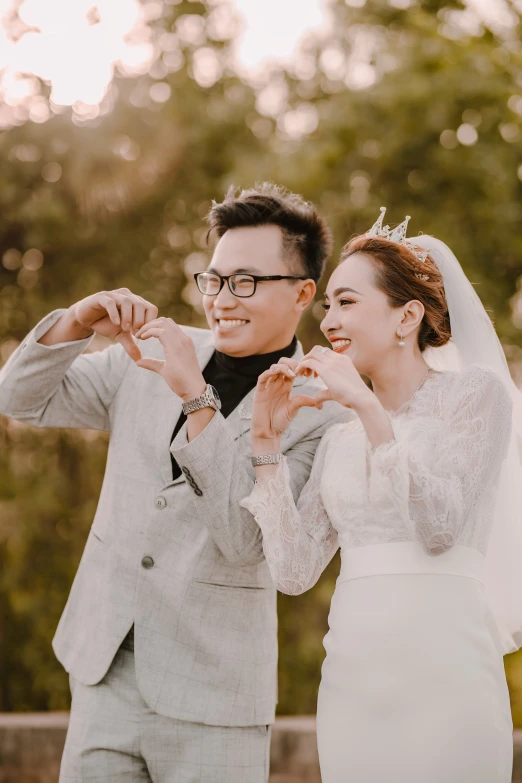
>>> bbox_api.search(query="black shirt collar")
[213,335,298,380]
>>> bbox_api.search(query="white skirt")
[316,543,513,783]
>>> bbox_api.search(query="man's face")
[202,225,313,357]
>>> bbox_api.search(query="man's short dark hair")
[206,182,332,284]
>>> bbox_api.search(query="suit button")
[141,555,154,569]
[182,467,191,477]
[154,496,167,509]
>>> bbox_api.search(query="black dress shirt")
[170,336,298,480]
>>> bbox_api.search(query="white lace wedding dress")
[240,365,514,783]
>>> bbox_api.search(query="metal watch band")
[182,385,219,415]
[182,396,209,415]
[251,453,283,467]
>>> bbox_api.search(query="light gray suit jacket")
[0,309,350,726]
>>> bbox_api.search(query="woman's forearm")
[353,395,394,448]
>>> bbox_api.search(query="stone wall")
[0,713,68,783]
[0,713,521,783]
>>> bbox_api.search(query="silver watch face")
[207,385,222,410]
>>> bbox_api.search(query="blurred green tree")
[0,0,269,711]
[1,0,522,722]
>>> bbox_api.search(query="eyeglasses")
[194,272,309,298]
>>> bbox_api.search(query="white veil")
[415,235,522,654]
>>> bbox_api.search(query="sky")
[0,0,328,113]
[0,0,516,126]
[233,0,328,74]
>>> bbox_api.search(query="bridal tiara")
[364,207,430,276]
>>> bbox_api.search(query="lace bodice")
[240,365,513,595]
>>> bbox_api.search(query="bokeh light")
[0,0,150,123]
[0,0,511,136]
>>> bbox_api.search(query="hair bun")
[340,235,451,352]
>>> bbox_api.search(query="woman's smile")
[329,337,352,353]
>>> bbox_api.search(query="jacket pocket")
[193,578,268,590]
[89,527,106,544]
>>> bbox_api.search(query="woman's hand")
[297,347,394,447]
[134,318,206,400]
[251,358,319,440]
[296,346,373,411]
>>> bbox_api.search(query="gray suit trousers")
[59,629,271,783]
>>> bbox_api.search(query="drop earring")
[398,329,405,347]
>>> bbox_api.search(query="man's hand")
[39,288,158,362]
[72,289,158,362]
[134,318,205,400]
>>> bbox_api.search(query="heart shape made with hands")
[258,354,332,412]
[261,346,369,412]
[131,316,207,401]
[72,288,159,364]
[115,331,143,363]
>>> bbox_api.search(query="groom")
[0,183,349,782]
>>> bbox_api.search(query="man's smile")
[215,318,250,331]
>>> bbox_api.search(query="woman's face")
[320,252,405,377]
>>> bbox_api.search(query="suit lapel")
[154,391,184,485]
[155,334,216,486]
[157,335,307,469]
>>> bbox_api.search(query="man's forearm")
[186,407,216,442]
[0,309,117,429]
[38,306,93,346]
[171,412,266,565]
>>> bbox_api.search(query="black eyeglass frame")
[193,272,309,298]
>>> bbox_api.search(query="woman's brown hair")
[340,235,451,351]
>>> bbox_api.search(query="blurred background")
[1,0,522,724]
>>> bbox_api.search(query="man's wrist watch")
[251,453,283,467]
[182,384,222,415]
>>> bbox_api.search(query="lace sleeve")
[239,433,338,595]
[368,366,513,555]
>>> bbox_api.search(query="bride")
[240,209,522,783]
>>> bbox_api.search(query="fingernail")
[287,369,296,377]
